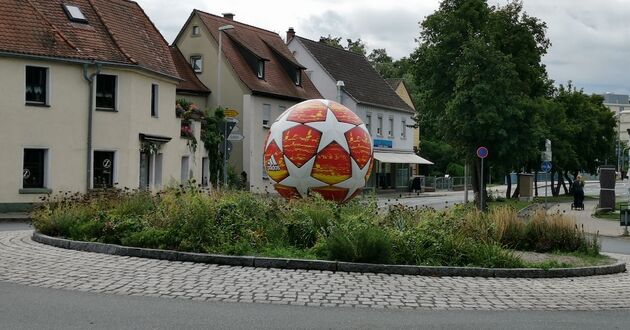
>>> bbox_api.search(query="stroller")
[571,180,585,210]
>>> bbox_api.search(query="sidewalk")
[0,212,30,222]
[548,200,626,237]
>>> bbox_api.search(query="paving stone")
[1,230,629,311]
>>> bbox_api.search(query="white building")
[0,0,207,211]
[286,31,432,190]
[174,11,322,193]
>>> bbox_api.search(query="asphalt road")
[1,281,629,330]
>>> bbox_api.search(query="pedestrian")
[572,175,585,210]
[240,171,248,190]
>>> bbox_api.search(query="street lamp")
[336,80,345,103]
[217,24,234,187]
[217,24,234,107]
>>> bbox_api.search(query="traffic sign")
[541,161,552,173]
[227,133,244,141]
[223,108,239,118]
[476,147,488,159]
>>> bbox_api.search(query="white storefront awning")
[374,152,434,165]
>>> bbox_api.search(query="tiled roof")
[194,10,321,101]
[169,46,210,94]
[296,37,414,113]
[0,0,179,79]
[385,78,403,89]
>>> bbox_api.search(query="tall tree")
[413,0,551,207]
[319,35,367,56]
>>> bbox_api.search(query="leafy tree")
[346,38,367,56]
[319,35,367,56]
[319,35,343,49]
[200,107,226,186]
[412,0,551,208]
[541,84,616,195]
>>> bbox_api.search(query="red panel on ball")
[274,184,301,199]
[345,126,372,169]
[263,141,289,182]
[287,100,328,123]
[311,142,351,185]
[329,101,362,125]
[365,157,374,181]
[282,125,322,167]
[311,186,349,203]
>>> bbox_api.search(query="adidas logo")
[267,155,281,171]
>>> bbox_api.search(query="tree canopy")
[412,0,552,203]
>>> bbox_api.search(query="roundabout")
[2,230,630,311]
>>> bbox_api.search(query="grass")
[593,201,627,221]
[32,186,602,268]
[488,199,532,212]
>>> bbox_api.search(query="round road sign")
[476,147,488,159]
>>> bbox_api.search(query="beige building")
[174,11,321,192]
[0,0,206,211]
[386,79,422,175]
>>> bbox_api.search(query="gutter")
[82,63,102,192]
[0,51,181,82]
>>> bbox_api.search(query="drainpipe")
[83,63,102,192]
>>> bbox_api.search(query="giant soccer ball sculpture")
[263,99,373,202]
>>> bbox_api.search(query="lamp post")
[217,24,234,187]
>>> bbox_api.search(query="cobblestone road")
[2,230,630,311]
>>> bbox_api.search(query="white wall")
[0,57,204,205]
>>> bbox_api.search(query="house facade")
[386,78,423,176]
[174,11,321,192]
[0,0,205,211]
[286,32,432,190]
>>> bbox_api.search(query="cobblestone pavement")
[2,230,630,311]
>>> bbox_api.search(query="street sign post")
[223,118,239,187]
[541,161,552,209]
[227,133,244,141]
[223,108,239,118]
[477,147,488,212]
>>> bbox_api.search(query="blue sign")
[541,161,552,173]
[476,146,488,159]
[373,139,393,148]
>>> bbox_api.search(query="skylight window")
[62,4,88,23]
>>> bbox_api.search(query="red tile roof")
[0,0,179,79]
[169,46,210,94]
[193,10,321,101]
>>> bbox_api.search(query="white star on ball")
[305,109,356,153]
[335,158,371,201]
[279,156,327,197]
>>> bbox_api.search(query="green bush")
[31,188,600,268]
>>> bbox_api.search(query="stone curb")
[32,232,626,278]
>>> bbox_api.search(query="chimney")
[286,27,295,44]
[222,13,234,20]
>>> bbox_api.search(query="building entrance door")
[139,151,151,190]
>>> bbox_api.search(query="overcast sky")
[136,0,630,95]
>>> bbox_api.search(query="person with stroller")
[572,175,585,210]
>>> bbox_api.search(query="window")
[388,117,394,138]
[365,113,372,134]
[294,70,301,86]
[96,74,116,110]
[181,156,190,182]
[190,55,203,73]
[151,84,158,117]
[93,151,115,188]
[401,120,407,139]
[202,157,209,186]
[278,105,286,120]
[377,115,383,136]
[62,4,88,23]
[192,25,200,36]
[25,66,48,105]
[262,104,271,128]
[23,149,46,189]
[139,151,151,190]
[155,153,163,188]
[257,61,265,79]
